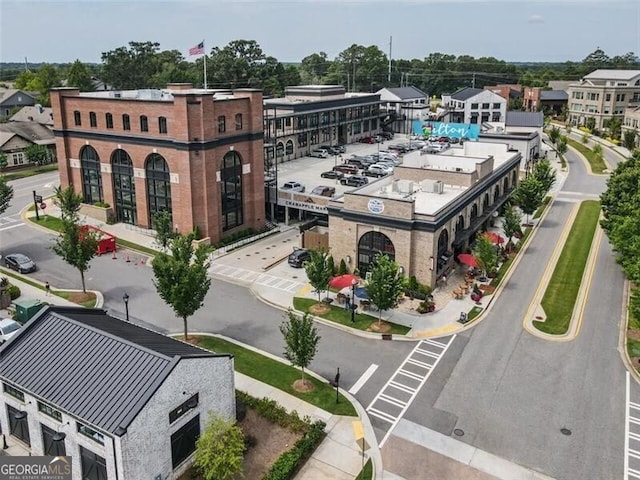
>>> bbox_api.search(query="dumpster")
[80,225,117,255]
[12,299,44,324]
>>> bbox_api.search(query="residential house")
[522,88,568,116]
[567,69,640,130]
[440,87,507,125]
[9,105,55,128]
[0,121,56,167]
[0,89,37,118]
[0,306,235,480]
[376,86,431,134]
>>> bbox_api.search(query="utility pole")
[388,36,392,84]
[472,72,476,88]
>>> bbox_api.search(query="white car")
[371,163,393,173]
[0,319,21,344]
[281,181,305,192]
[309,149,329,158]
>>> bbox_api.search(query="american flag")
[189,41,205,56]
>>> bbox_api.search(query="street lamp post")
[123,292,129,322]
[350,279,358,323]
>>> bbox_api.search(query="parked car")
[321,170,344,179]
[335,144,347,153]
[358,136,377,144]
[371,162,394,172]
[281,181,305,192]
[347,158,368,169]
[311,186,336,197]
[340,175,369,187]
[288,248,311,268]
[319,145,342,155]
[0,318,21,344]
[364,165,390,178]
[333,164,359,175]
[309,149,329,158]
[3,253,36,273]
[438,136,451,143]
[388,144,408,153]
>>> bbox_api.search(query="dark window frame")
[111,149,137,225]
[171,414,200,469]
[3,382,25,402]
[169,393,199,424]
[73,111,82,126]
[140,115,148,132]
[122,114,131,131]
[89,112,97,128]
[80,445,108,480]
[77,422,105,445]
[218,115,226,133]
[159,116,168,134]
[105,113,114,129]
[235,113,243,130]
[220,151,243,231]
[80,145,103,204]
[146,153,172,227]
[7,404,30,446]
[42,423,66,456]
[38,401,62,422]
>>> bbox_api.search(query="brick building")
[50,84,265,243]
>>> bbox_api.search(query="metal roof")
[540,90,568,101]
[381,86,427,100]
[582,69,640,81]
[505,111,544,128]
[0,307,224,435]
[450,87,485,101]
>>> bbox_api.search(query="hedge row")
[235,391,311,434]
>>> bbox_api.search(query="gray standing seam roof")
[384,86,427,100]
[505,111,544,128]
[540,90,568,101]
[450,87,484,101]
[0,307,225,435]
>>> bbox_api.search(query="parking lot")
[275,134,412,196]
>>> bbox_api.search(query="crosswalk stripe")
[389,381,416,395]
[368,408,395,424]
[397,369,423,381]
[406,358,432,369]
[379,394,406,408]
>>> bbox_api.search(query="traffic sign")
[40,203,47,210]
[35,195,43,203]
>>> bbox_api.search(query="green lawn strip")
[467,306,483,322]
[628,339,640,358]
[355,459,373,480]
[2,164,59,181]
[27,216,158,256]
[534,201,601,334]
[293,297,411,335]
[54,291,97,308]
[0,268,44,289]
[195,335,357,416]
[566,138,607,173]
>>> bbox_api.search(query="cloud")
[528,14,544,24]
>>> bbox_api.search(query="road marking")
[626,371,630,479]
[0,222,25,232]
[349,363,379,395]
[366,335,456,448]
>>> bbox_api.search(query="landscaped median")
[533,200,601,335]
[566,138,608,174]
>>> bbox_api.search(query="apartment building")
[567,69,640,130]
[440,87,507,125]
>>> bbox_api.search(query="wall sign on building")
[283,199,328,214]
[412,121,480,140]
[367,198,385,214]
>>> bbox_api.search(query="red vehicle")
[333,164,359,174]
[80,225,117,255]
[358,136,377,144]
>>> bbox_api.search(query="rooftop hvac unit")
[433,180,444,194]
[397,180,414,194]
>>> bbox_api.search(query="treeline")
[1,41,638,107]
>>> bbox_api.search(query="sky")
[1,0,639,65]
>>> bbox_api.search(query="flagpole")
[203,41,207,90]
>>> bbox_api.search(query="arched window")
[512,170,517,187]
[285,140,294,155]
[276,142,284,158]
[494,186,500,202]
[357,231,395,275]
[122,114,131,131]
[146,154,171,228]
[221,151,243,231]
[437,229,449,271]
[111,149,136,224]
[80,146,103,204]
[140,115,148,132]
[455,215,465,235]
[483,193,490,211]
[470,204,478,221]
[503,177,509,192]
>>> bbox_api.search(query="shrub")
[7,284,20,300]
[405,276,432,300]
[235,391,309,434]
[338,259,348,275]
[93,201,111,208]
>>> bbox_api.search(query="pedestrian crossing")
[627,372,640,479]
[210,263,304,293]
[367,335,456,448]
[0,215,24,231]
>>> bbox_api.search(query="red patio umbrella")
[457,253,478,268]
[483,232,505,245]
[329,274,361,290]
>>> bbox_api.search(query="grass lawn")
[2,164,58,181]
[355,459,373,480]
[194,335,357,416]
[566,138,608,173]
[28,216,158,256]
[628,339,640,358]
[467,306,484,321]
[534,201,601,334]
[293,297,411,335]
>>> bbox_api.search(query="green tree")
[548,126,560,145]
[0,152,8,170]
[473,234,499,278]
[101,41,162,89]
[600,151,640,283]
[194,415,244,480]
[279,309,320,384]
[581,132,589,144]
[0,176,13,214]
[208,39,266,89]
[623,130,638,151]
[605,117,622,140]
[51,186,98,293]
[152,210,175,251]
[66,60,95,92]
[304,250,332,302]
[531,159,556,193]
[365,254,406,325]
[501,203,522,252]
[300,52,331,84]
[151,233,211,340]
[514,176,545,225]
[556,135,568,160]
[24,144,52,166]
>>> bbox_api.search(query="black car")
[288,248,311,268]
[319,145,341,155]
[4,253,37,273]
[340,175,369,187]
[320,170,344,179]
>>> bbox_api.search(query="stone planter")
[191,237,211,249]
[79,204,114,224]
